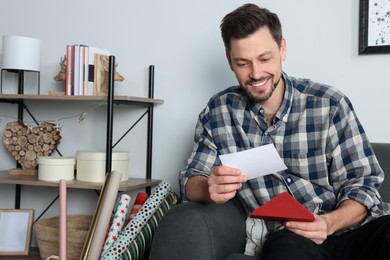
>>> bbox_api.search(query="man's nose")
[249,61,262,79]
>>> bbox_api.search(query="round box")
[76,151,129,183]
[38,156,76,181]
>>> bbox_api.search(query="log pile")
[3,121,62,169]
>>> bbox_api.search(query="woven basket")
[34,215,92,260]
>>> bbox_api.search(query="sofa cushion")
[371,143,390,202]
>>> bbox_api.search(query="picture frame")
[359,0,390,54]
[0,209,34,256]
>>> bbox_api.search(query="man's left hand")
[284,214,329,244]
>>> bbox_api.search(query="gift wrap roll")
[102,181,171,259]
[80,171,122,260]
[101,193,131,256]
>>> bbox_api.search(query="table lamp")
[1,35,41,94]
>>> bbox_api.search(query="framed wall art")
[0,209,34,256]
[359,0,390,54]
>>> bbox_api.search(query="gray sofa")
[149,143,390,260]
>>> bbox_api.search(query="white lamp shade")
[2,35,41,71]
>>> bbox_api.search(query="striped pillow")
[121,192,178,260]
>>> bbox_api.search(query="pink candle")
[59,179,67,259]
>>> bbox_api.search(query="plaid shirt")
[179,72,390,233]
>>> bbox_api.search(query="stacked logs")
[3,121,62,169]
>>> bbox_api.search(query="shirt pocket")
[283,149,329,184]
[282,150,335,212]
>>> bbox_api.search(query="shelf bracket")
[105,56,115,174]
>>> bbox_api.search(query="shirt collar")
[278,71,293,123]
[246,71,293,124]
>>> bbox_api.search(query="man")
[179,3,390,259]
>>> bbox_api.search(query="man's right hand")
[185,166,247,204]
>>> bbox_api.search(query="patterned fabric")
[102,181,172,259]
[244,217,268,257]
[179,71,390,233]
[122,192,178,260]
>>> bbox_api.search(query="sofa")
[149,143,390,260]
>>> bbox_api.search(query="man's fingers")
[211,166,242,176]
[210,190,237,204]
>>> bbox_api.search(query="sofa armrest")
[372,143,390,202]
[149,197,247,260]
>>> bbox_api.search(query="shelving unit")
[0,93,163,105]
[0,63,163,209]
[0,171,161,191]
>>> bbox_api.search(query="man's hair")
[220,3,283,51]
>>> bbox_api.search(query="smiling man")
[179,3,390,259]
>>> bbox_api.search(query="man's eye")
[237,63,247,67]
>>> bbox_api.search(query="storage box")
[37,156,76,181]
[76,150,129,182]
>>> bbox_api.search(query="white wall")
[0,0,389,231]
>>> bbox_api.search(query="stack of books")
[65,44,110,96]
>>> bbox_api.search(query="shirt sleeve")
[179,106,220,201]
[328,96,385,217]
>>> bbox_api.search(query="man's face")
[227,27,286,103]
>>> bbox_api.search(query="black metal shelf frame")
[1,59,157,209]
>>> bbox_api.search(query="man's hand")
[208,166,248,203]
[284,199,368,244]
[185,165,247,203]
[284,214,329,244]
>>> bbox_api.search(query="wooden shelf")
[0,94,164,106]
[0,171,161,192]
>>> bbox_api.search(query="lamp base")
[1,69,40,94]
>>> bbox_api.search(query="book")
[83,45,89,96]
[65,45,74,96]
[87,47,110,96]
[250,192,315,222]
[73,44,80,96]
[78,45,89,95]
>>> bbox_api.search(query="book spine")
[83,46,89,96]
[78,45,85,96]
[65,45,72,96]
[73,45,80,96]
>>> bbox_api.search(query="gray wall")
[0,0,389,233]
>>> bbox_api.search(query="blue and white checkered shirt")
[179,72,390,233]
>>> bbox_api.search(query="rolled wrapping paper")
[125,192,148,225]
[101,193,131,257]
[102,181,171,259]
[122,192,179,260]
[80,171,122,260]
[59,179,67,260]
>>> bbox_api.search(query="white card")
[219,144,287,179]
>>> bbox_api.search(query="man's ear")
[225,49,234,71]
[280,38,287,61]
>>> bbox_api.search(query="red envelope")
[250,192,315,222]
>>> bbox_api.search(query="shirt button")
[286,177,292,184]
[260,109,264,114]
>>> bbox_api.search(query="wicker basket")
[34,215,93,260]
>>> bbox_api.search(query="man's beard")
[244,75,281,103]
